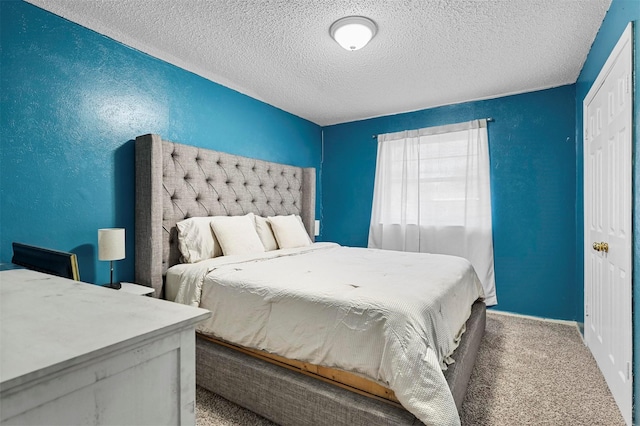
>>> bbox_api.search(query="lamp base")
[104,282,122,290]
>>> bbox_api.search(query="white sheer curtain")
[368,119,496,305]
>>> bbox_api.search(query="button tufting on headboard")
[135,134,315,298]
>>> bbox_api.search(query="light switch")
[314,220,320,236]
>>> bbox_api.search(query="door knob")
[592,242,609,252]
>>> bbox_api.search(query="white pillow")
[176,216,222,263]
[210,213,265,256]
[255,216,279,251]
[268,215,311,249]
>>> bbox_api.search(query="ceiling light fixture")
[330,16,377,51]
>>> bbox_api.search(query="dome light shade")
[330,16,377,51]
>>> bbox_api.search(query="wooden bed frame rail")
[197,333,402,407]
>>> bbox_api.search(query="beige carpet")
[196,312,625,425]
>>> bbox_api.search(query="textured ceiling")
[26,0,611,126]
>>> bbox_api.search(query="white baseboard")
[488,308,578,328]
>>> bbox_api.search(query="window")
[368,119,497,305]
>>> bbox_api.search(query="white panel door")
[584,23,633,426]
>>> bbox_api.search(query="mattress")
[168,243,484,425]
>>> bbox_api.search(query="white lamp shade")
[330,16,377,51]
[98,228,125,261]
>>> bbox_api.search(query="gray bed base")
[134,134,487,424]
[196,300,486,425]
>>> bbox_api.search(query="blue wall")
[0,1,322,285]
[574,0,639,421]
[322,86,578,321]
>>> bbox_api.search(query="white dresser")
[0,269,210,425]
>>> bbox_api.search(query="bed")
[134,133,486,425]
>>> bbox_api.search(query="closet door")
[583,23,632,426]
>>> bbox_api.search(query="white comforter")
[169,243,484,425]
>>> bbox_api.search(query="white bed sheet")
[167,242,484,425]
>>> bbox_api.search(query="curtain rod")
[371,117,494,139]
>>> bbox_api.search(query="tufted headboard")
[134,134,316,298]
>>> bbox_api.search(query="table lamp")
[98,228,125,289]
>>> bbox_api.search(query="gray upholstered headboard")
[134,134,316,298]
